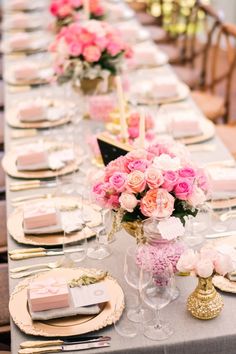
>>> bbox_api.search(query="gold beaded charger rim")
[6,98,73,129]
[9,268,125,337]
[213,275,236,293]
[2,146,81,180]
[7,196,101,246]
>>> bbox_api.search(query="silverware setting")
[187,144,216,153]
[205,231,236,239]
[20,337,111,349]
[10,180,57,192]
[11,193,55,207]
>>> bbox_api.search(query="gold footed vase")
[78,76,115,95]
[187,276,223,320]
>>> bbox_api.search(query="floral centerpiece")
[50,20,132,94]
[177,246,234,319]
[50,0,106,31]
[92,144,209,226]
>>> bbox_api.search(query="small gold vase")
[78,76,115,95]
[187,276,223,320]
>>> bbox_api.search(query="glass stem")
[154,309,162,329]
[136,290,143,314]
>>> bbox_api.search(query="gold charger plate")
[213,275,236,293]
[177,119,215,145]
[6,99,72,129]
[7,196,101,246]
[2,147,81,180]
[9,268,125,337]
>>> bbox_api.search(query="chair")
[127,0,147,13]
[0,200,7,255]
[0,152,5,195]
[0,264,10,334]
[173,1,223,88]
[192,22,236,123]
[0,80,4,109]
[0,112,4,150]
[216,122,236,159]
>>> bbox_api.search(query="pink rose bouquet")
[92,144,209,225]
[49,20,132,87]
[50,0,106,31]
[177,246,234,278]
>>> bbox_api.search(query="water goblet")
[139,262,174,341]
[63,226,87,266]
[124,246,153,323]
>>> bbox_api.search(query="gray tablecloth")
[3,2,236,354]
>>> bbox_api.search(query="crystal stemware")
[124,246,153,323]
[139,262,174,341]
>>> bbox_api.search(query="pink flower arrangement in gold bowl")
[50,20,132,94]
[92,144,209,226]
[50,0,106,31]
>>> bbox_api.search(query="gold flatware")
[10,181,56,192]
[10,259,63,273]
[11,129,38,139]
[205,231,236,239]
[11,193,54,206]
[18,341,110,353]
[11,268,50,279]
[187,144,216,152]
[9,247,47,255]
[20,337,111,349]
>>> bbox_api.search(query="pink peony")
[162,170,179,192]
[83,45,101,62]
[127,159,149,173]
[119,193,138,212]
[107,40,124,56]
[174,179,194,200]
[177,249,199,273]
[145,166,164,189]
[109,172,127,192]
[196,259,214,278]
[126,170,146,193]
[128,126,139,139]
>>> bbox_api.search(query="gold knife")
[18,341,110,353]
[20,337,111,348]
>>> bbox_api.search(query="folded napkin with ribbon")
[7,33,48,51]
[28,274,109,320]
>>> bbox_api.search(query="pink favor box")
[88,95,115,121]
[9,34,30,50]
[208,167,236,192]
[23,201,58,229]
[19,104,46,122]
[17,146,48,166]
[28,277,70,312]
[14,65,38,81]
[170,117,201,136]
[152,83,178,99]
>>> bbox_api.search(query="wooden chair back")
[207,22,236,122]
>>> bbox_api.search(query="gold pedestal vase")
[187,276,224,320]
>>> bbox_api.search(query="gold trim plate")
[213,275,236,293]
[7,196,101,246]
[9,268,125,337]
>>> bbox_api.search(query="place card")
[70,282,110,308]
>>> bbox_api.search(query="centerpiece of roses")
[49,20,132,94]
[92,143,209,282]
[50,0,106,32]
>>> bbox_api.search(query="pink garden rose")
[119,193,138,212]
[140,188,174,218]
[162,170,179,192]
[109,172,127,192]
[174,179,193,200]
[187,185,206,207]
[127,170,146,193]
[214,253,233,276]
[104,156,129,181]
[125,149,148,163]
[83,45,101,62]
[145,166,164,189]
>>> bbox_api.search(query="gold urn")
[187,276,224,320]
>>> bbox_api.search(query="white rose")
[119,193,138,213]
[214,253,234,276]
[154,154,181,171]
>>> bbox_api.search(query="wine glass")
[139,262,174,341]
[208,193,232,233]
[124,246,153,323]
[63,226,87,265]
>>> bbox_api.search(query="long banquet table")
[3,1,236,354]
